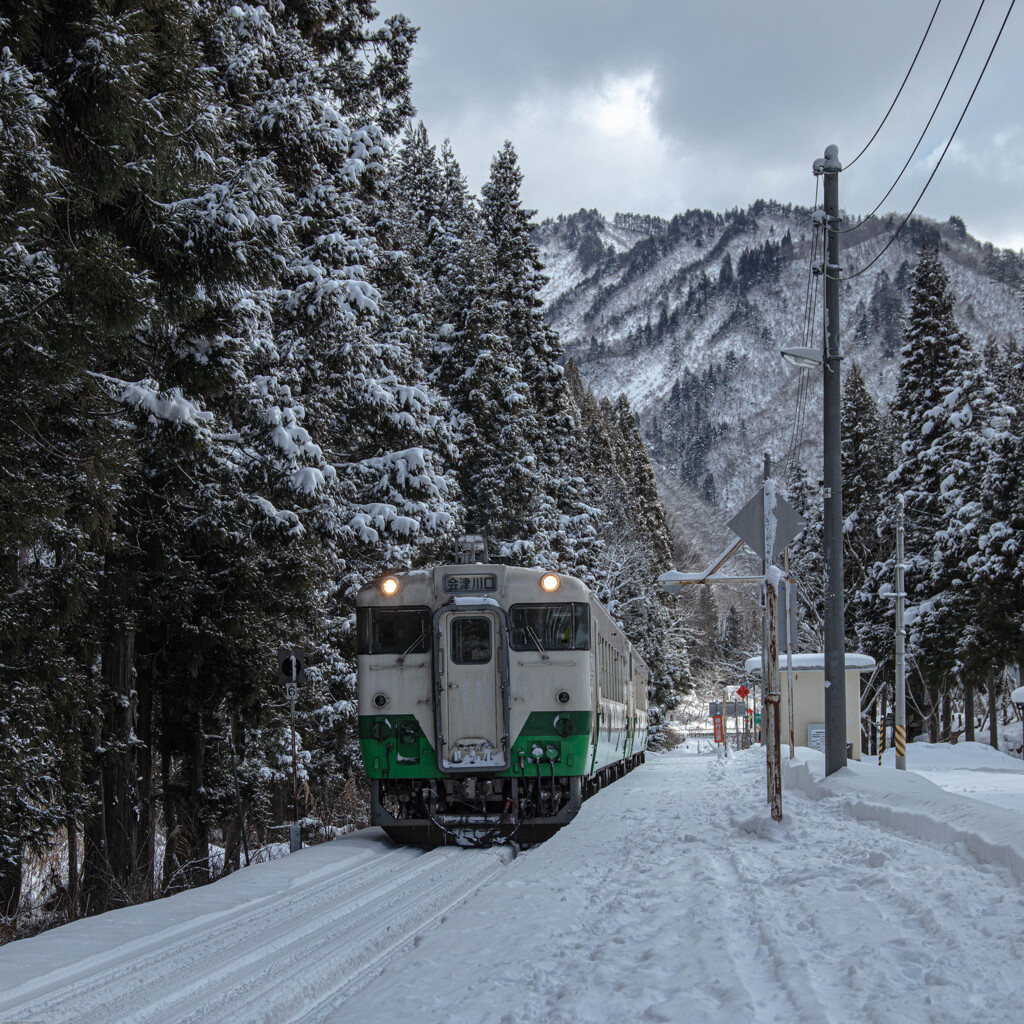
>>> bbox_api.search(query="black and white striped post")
[894,498,907,770]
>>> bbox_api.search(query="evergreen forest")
[0,1,687,933]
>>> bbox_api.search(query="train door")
[625,652,634,759]
[436,609,509,771]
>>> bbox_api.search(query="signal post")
[659,454,804,822]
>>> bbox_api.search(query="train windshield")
[357,608,431,655]
[509,603,590,651]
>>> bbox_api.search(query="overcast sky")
[375,0,1024,250]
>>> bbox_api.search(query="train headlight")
[373,693,389,708]
[557,690,571,704]
[540,572,560,593]
[380,576,400,597]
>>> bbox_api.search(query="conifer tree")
[786,463,824,649]
[889,246,983,735]
[841,363,894,660]
[950,342,1023,704]
[199,1,457,859]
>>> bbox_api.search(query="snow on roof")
[744,652,876,674]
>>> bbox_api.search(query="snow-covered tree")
[888,246,984,737]
[841,363,895,663]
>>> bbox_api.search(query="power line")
[841,0,1016,281]
[844,0,944,172]
[787,182,823,476]
[840,0,986,235]
[801,178,821,350]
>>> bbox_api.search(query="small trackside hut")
[356,565,649,846]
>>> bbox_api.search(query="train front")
[356,565,591,846]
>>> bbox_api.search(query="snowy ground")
[881,738,1024,815]
[3,743,1024,1024]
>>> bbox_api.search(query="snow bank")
[783,747,1024,885]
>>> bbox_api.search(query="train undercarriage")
[371,752,646,847]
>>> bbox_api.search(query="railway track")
[0,836,511,1024]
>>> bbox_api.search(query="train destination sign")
[442,574,498,593]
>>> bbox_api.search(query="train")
[355,563,650,846]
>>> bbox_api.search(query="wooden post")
[765,577,782,821]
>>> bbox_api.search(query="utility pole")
[895,496,907,769]
[783,564,795,759]
[815,144,847,776]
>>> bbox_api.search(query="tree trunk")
[988,668,999,751]
[187,715,209,889]
[928,684,940,743]
[222,712,243,875]
[82,720,109,915]
[67,813,78,921]
[100,622,140,906]
[0,849,22,930]
[965,682,975,742]
[161,748,180,895]
[222,818,241,876]
[135,644,154,901]
[941,691,951,741]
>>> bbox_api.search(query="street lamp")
[779,346,822,370]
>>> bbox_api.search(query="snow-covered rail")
[0,835,510,1024]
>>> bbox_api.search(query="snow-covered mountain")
[536,203,1022,556]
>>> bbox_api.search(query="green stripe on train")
[359,711,595,779]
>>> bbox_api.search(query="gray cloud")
[379,0,1024,248]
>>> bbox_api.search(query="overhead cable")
[844,0,944,172]
[788,183,822,477]
[841,0,986,235]
[841,0,1015,281]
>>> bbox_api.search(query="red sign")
[713,715,725,743]
[737,685,749,699]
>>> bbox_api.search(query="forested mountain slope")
[537,204,1022,516]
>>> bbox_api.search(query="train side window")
[451,617,492,664]
[357,608,431,655]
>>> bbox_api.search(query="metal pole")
[289,658,300,823]
[290,698,299,823]
[895,496,907,769]
[722,683,729,757]
[817,145,847,776]
[786,573,794,757]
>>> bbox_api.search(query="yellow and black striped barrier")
[893,725,906,758]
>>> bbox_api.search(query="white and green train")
[356,564,649,846]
